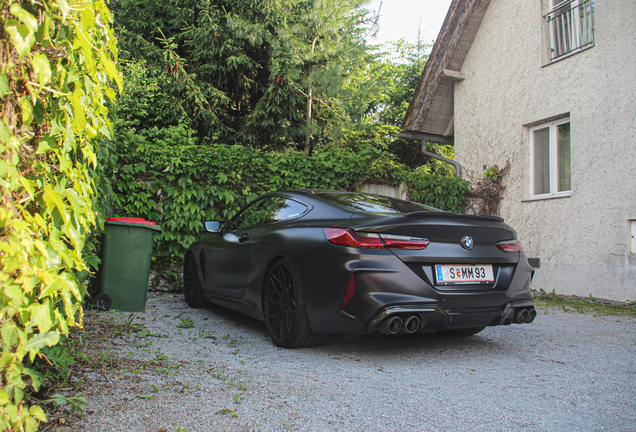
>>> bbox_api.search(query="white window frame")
[529,118,572,199]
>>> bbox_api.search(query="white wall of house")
[453,0,636,301]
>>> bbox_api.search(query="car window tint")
[318,193,439,213]
[234,197,309,229]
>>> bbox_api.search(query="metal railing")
[546,0,595,60]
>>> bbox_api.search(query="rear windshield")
[317,193,440,214]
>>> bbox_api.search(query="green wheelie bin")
[94,217,161,312]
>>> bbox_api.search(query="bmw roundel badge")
[460,236,474,250]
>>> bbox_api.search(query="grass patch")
[534,290,636,317]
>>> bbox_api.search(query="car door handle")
[239,234,250,243]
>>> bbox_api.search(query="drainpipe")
[421,141,463,178]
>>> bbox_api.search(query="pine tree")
[112,0,378,149]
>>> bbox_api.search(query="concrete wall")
[360,182,408,200]
[453,0,636,300]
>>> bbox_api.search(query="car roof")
[271,190,441,215]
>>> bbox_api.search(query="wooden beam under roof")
[442,69,466,81]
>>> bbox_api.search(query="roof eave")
[401,0,492,140]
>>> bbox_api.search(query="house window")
[530,119,571,198]
[546,0,594,61]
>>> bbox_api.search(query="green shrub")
[109,136,471,271]
[0,0,120,429]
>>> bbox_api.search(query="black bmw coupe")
[183,190,536,348]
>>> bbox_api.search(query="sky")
[365,0,453,46]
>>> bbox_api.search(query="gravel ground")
[47,292,636,432]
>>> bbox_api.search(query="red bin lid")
[106,217,156,225]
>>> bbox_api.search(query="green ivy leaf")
[25,331,60,357]
[42,186,67,224]
[100,52,122,92]
[29,405,47,422]
[5,4,37,58]
[29,303,53,334]
[31,54,52,86]
[0,74,10,97]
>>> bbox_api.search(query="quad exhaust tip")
[404,315,421,334]
[386,316,403,334]
[514,307,537,324]
[377,315,422,335]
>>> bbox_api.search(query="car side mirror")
[204,220,222,233]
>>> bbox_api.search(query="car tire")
[263,258,325,348]
[438,327,486,337]
[183,253,206,308]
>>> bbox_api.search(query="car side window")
[233,197,309,230]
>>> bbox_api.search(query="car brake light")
[496,239,523,253]
[341,274,356,309]
[324,228,429,250]
[380,233,430,250]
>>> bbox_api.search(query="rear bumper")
[365,299,536,334]
[299,246,535,335]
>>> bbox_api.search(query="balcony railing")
[546,0,595,60]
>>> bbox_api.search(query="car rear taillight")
[324,228,385,249]
[496,239,524,253]
[324,228,429,250]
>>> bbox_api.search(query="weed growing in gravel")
[179,318,195,329]
[217,408,238,417]
[155,349,169,362]
[43,393,87,418]
[139,329,169,338]
[197,329,217,340]
[214,371,250,391]
[221,334,241,347]
[159,363,182,378]
[534,289,636,317]
[135,341,153,349]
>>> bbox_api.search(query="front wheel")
[263,258,325,348]
[183,253,206,308]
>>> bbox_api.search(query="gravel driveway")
[54,292,636,431]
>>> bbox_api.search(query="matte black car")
[183,190,536,348]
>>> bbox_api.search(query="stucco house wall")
[453,0,636,300]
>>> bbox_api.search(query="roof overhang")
[398,130,455,145]
[400,0,491,144]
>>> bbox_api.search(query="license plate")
[434,264,494,285]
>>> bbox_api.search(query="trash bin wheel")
[94,293,112,311]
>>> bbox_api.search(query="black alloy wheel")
[263,259,324,348]
[183,253,206,308]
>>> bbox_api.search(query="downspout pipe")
[421,141,463,178]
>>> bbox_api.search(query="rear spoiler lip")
[403,211,505,222]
